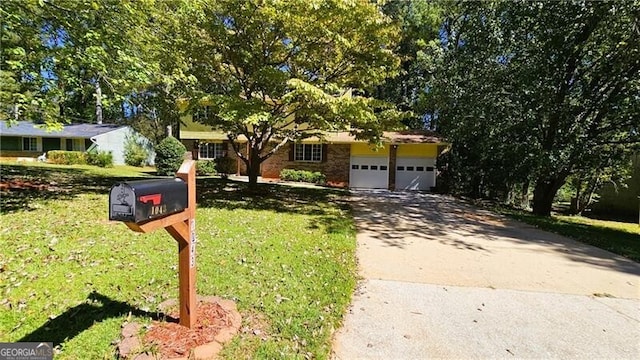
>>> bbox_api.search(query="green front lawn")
[496,206,640,262]
[0,163,357,359]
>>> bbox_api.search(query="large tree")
[378,0,443,129]
[433,1,639,216]
[1,0,171,127]
[184,0,402,188]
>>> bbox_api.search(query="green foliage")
[124,137,150,167]
[280,169,326,184]
[378,0,444,129]
[431,1,640,215]
[154,136,186,176]
[0,1,183,125]
[213,157,236,175]
[184,0,402,187]
[195,160,216,176]
[85,150,113,168]
[47,151,86,165]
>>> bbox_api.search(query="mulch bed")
[117,297,242,359]
[144,301,232,359]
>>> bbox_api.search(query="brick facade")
[182,138,351,185]
[261,144,351,186]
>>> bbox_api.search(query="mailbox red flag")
[138,194,162,205]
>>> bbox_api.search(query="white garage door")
[395,157,436,191]
[350,156,389,189]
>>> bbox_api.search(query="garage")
[350,156,389,189]
[395,157,436,191]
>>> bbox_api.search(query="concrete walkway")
[332,191,640,359]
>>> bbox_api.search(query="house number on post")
[109,160,198,328]
[190,219,196,268]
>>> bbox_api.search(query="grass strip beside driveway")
[0,163,357,359]
[495,206,640,263]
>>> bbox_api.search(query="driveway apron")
[332,191,640,359]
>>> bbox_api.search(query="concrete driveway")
[332,191,640,359]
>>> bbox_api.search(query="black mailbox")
[109,178,188,224]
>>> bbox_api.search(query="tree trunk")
[532,176,567,216]
[246,145,261,190]
[577,177,600,215]
[520,180,530,209]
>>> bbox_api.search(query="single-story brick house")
[179,116,446,190]
[0,121,154,165]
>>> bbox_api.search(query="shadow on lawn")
[19,292,175,346]
[1,164,353,234]
[0,164,154,214]
[197,177,351,223]
[196,177,354,236]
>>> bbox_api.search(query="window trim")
[294,143,322,162]
[63,138,84,151]
[198,142,225,160]
[22,137,38,151]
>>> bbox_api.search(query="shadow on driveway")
[350,190,640,277]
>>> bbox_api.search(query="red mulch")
[144,302,233,359]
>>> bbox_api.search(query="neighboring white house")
[0,121,155,165]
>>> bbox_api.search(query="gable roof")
[0,121,126,138]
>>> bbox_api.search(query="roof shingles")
[0,121,125,138]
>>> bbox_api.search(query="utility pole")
[96,80,103,124]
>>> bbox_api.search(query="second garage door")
[395,157,436,190]
[350,156,389,189]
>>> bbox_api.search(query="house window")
[22,137,38,151]
[295,144,322,162]
[193,106,211,122]
[65,138,84,151]
[199,142,225,159]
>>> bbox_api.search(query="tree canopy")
[1,0,181,130]
[432,1,639,215]
[184,0,402,186]
[3,0,637,215]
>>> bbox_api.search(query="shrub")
[86,150,113,168]
[124,137,149,167]
[280,169,326,184]
[196,160,217,176]
[214,157,236,178]
[155,136,187,176]
[47,150,86,165]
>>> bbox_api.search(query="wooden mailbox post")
[109,160,197,328]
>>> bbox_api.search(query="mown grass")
[0,162,357,359]
[495,206,640,262]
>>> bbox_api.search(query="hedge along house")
[179,114,447,190]
[0,121,154,165]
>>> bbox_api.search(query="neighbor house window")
[65,138,84,151]
[193,106,211,122]
[22,137,38,151]
[199,142,225,159]
[295,143,322,162]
